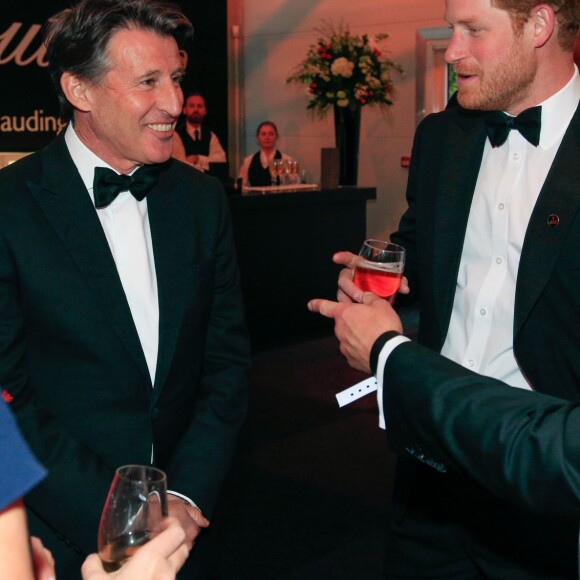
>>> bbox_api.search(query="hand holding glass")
[98,465,168,572]
[353,240,405,303]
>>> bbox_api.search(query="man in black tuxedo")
[0,0,250,578]
[310,0,580,577]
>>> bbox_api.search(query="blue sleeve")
[0,398,47,510]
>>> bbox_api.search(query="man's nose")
[444,31,466,64]
[160,83,183,117]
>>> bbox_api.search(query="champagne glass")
[98,465,168,572]
[284,160,293,184]
[291,161,300,184]
[276,160,286,185]
[353,239,405,304]
[268,159,278,187]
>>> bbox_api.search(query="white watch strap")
[335,376,378,407]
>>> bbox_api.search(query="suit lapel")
[29,136,151,384]
[147,168,189,399]
[431,110,488,344]
[515,103,580,335]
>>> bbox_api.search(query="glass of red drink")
[353,239,405,303]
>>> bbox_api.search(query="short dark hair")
[492,0,579,49]
[184,91,206,102]
[44,0,194,121]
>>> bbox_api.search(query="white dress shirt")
[65,125,159,383]
[183,125,226,171]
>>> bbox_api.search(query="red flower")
[2,389,14,403]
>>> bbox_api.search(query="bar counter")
[228,186,377,345]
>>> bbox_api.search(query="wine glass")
[353,239,405,304]
[98,465,168,572]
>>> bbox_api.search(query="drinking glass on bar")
[268,159,278,186]
[291,161,300,184]
[276,159,286,185]
[353,239,405,304]
[284,159,293,184]
[98,465,168,572]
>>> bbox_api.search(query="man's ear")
[60,72,92,113]
[531,4,555,49]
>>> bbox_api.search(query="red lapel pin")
[2,389,14,403]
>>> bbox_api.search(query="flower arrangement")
[286,21,403,115]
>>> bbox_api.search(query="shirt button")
[468,360,475,368]
[496,257,503,265]
[513,153,520,161]
[480,308,487,316]
[498,203,505,210]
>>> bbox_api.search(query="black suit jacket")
[386,101,580,574]
[0,133,251,577]
[385,340,580,517]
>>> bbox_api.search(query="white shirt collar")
[64,123,119,194]
[535,65,580,150]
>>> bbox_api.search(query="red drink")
[354,261,403,300]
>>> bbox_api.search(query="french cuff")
[375,334,411,429]
[370,331,403,374]
[168,490,197,508]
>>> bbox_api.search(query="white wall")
[235,0,446,239]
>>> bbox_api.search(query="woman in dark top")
[238,121,294,187]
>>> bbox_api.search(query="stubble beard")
[455,40,537,112]
[187,113,204,125]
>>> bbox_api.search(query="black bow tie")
[93,165,162,209]
[484,106,542,148]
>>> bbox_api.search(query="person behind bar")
[237,121,294,187]
[173,91,227,172]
